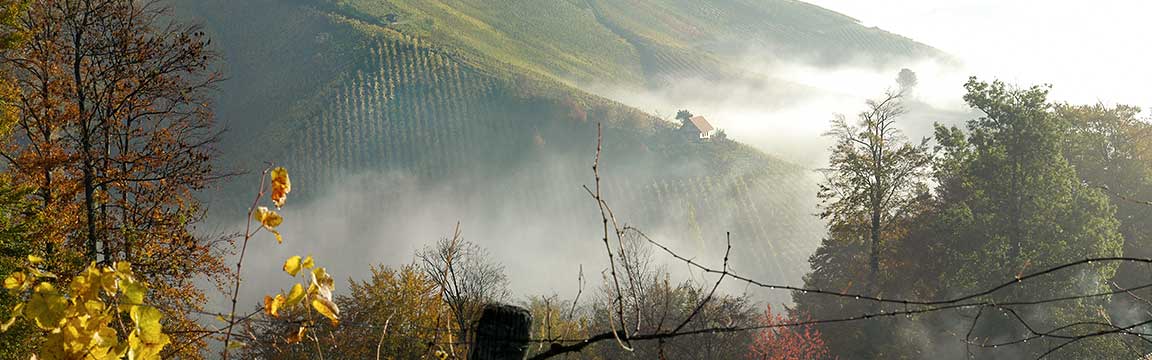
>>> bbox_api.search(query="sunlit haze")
[805,0,1151,108]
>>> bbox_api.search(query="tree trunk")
[74,27,98,263]
[869,132,883,295]
[870,207,881,294]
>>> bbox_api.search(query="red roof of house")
[688,116,714,133]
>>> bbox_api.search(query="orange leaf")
[270,167,291,209]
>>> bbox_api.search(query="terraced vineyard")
[329,0,947,88]
[174,0,941,291]
[293,33,493,185]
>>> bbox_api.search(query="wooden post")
[469,303,532,360]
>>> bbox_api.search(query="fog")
[587,1,1151,170]
[805,0,1152,109]
[207,152,819,315]
[585,55,973,169]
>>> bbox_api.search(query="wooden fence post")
[469,303,532,360]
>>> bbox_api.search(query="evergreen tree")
[929,78,1125,358]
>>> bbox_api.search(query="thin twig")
[222,166,271,359]
[375,311,396,360]
[670,232,731,335]
[584,123,632,351]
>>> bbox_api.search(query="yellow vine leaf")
[263,294,286,317]
[271,294,284,317]
[114,261,133,277]
[3,271,25,290]
[98,267,117,295]
[71,265,103,300]
[26,255,44,264]
[253,206,284,243]
[128,305,169,359]
[89,326,120,358]
[270,167,291,209]
[120,279,146,312]
[283,256,302,276]
[301,256,314,270]
[25,283,66,330]
[306,282,319,297]
[284,283,305,307]
[310,297,339,326]
[7,262,168,359]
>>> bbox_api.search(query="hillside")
[323,0,946,87]
[175,0,945,295]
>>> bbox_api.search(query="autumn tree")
[336,263,451,358]
[0,0,225,355]
[0,1,40,356]
[817,90,931,295]
[417,227,509,356]
[797,89,935,358]
[241,263,436,359]
[1058,104,1152,282]
[525,294,590,356]
[0,176,39,358]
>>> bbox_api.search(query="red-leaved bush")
[746,305,831,360]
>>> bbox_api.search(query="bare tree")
[418,224,510,355]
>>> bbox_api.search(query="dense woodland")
[0,0,1150,360]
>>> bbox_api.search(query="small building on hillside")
[683,115,715,140]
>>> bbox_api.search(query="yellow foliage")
[310,298,340,326]
[282,256,302,276]
[2,262,169,359]
[332,263,450,358]
[252,206,284,243]
[285,283,306,307]
[263,294,285,318]
[3,271,26,290]
[26,283,66,330]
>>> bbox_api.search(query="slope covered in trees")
[794,79,1152,359]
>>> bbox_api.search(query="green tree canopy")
[929,78,1125,358]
